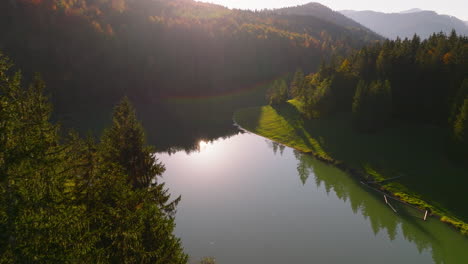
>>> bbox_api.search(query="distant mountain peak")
[340,9,468,39]
[302,2,330,9]
[400,8,425,14]
[273,2,381,39]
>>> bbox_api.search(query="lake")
[158,131,468,264]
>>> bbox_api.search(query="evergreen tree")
[453,97,468,147]
[290,68,305,98]
[301,77,337,119]
[0,55,88,262]
[92,97,186,262]
[352,79,392,132]
[0,53,188,262]
[100,97,180,215]
[311,78,334,117]
[267,80,288,106]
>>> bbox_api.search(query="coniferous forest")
[282,32,468,161]
[0,0,379,113]
[1,0,468,263]
[0,52,188,262]
[0,0,383,152]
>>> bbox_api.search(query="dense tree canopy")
[352,80,392,132]
[0,53,187,262]
[267,79,288,106]
[0,0,380,115]
[288,31,468,160]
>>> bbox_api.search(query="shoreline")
[233,109,468,236]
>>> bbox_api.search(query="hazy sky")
[198,0,468,21]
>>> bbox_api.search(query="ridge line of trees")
[268,31,468,161]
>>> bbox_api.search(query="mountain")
[0,0,381,149]
[0,0,380,109]
[399,8,424,14]
[340,9,468,39]
[273,2,379,36]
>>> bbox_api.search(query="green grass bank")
[234,100,468,235]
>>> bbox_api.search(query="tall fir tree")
[100,97,180,215]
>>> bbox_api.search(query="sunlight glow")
[198,140,211,152]
[197,0,468,21]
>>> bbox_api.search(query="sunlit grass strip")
[234,102,332,161]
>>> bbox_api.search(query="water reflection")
[158,133,468,264]
[266,141,286,156]
[280,147,468,264]
[58,84,267,154]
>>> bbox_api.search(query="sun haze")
[197,0,468,20]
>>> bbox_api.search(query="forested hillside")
[284,31,468,160]
[0,0,380,117]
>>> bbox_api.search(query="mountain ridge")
[340,9,468,39]
[399,8,424,14]
[272,2,379,37]
[0,0,381,127]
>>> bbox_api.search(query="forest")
[270,31,468,161]
[0,0,380,117]
[0,52,189,262]
[2,0,468,262]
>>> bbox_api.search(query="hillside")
[273,2,379,37]
[0,0,380,114]
[340,9,468,39]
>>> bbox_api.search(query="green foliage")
[297,32,468,156]
[302,78,335,119]
[0,53,187,263]
[352,80,392,132]
[0,53,88,262]
[451,97,468,162]
[100,97,181,215]
[101,98,163,188]
[0,0,380,118]
[290,68,305,99]
[454,99,468,143]
[298,61,358,119]
[267,80,288,106]
[234,102,468,236]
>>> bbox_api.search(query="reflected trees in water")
[266,147,468,264]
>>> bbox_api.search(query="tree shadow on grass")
[273,102,468,223]
[271,102,317,152]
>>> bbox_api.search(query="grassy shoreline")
[234,100,468,236]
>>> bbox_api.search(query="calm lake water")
[158,132,468,264]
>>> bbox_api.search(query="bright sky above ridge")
[197,0,468,21]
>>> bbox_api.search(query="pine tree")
[352,79,392,132]
[0,55,88,262]
[100,97,180,214]
[0,53,188,262]
[91,97,186,262]
[453,98,468,146]
[267,80,288,106]
[290,68,305,98]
